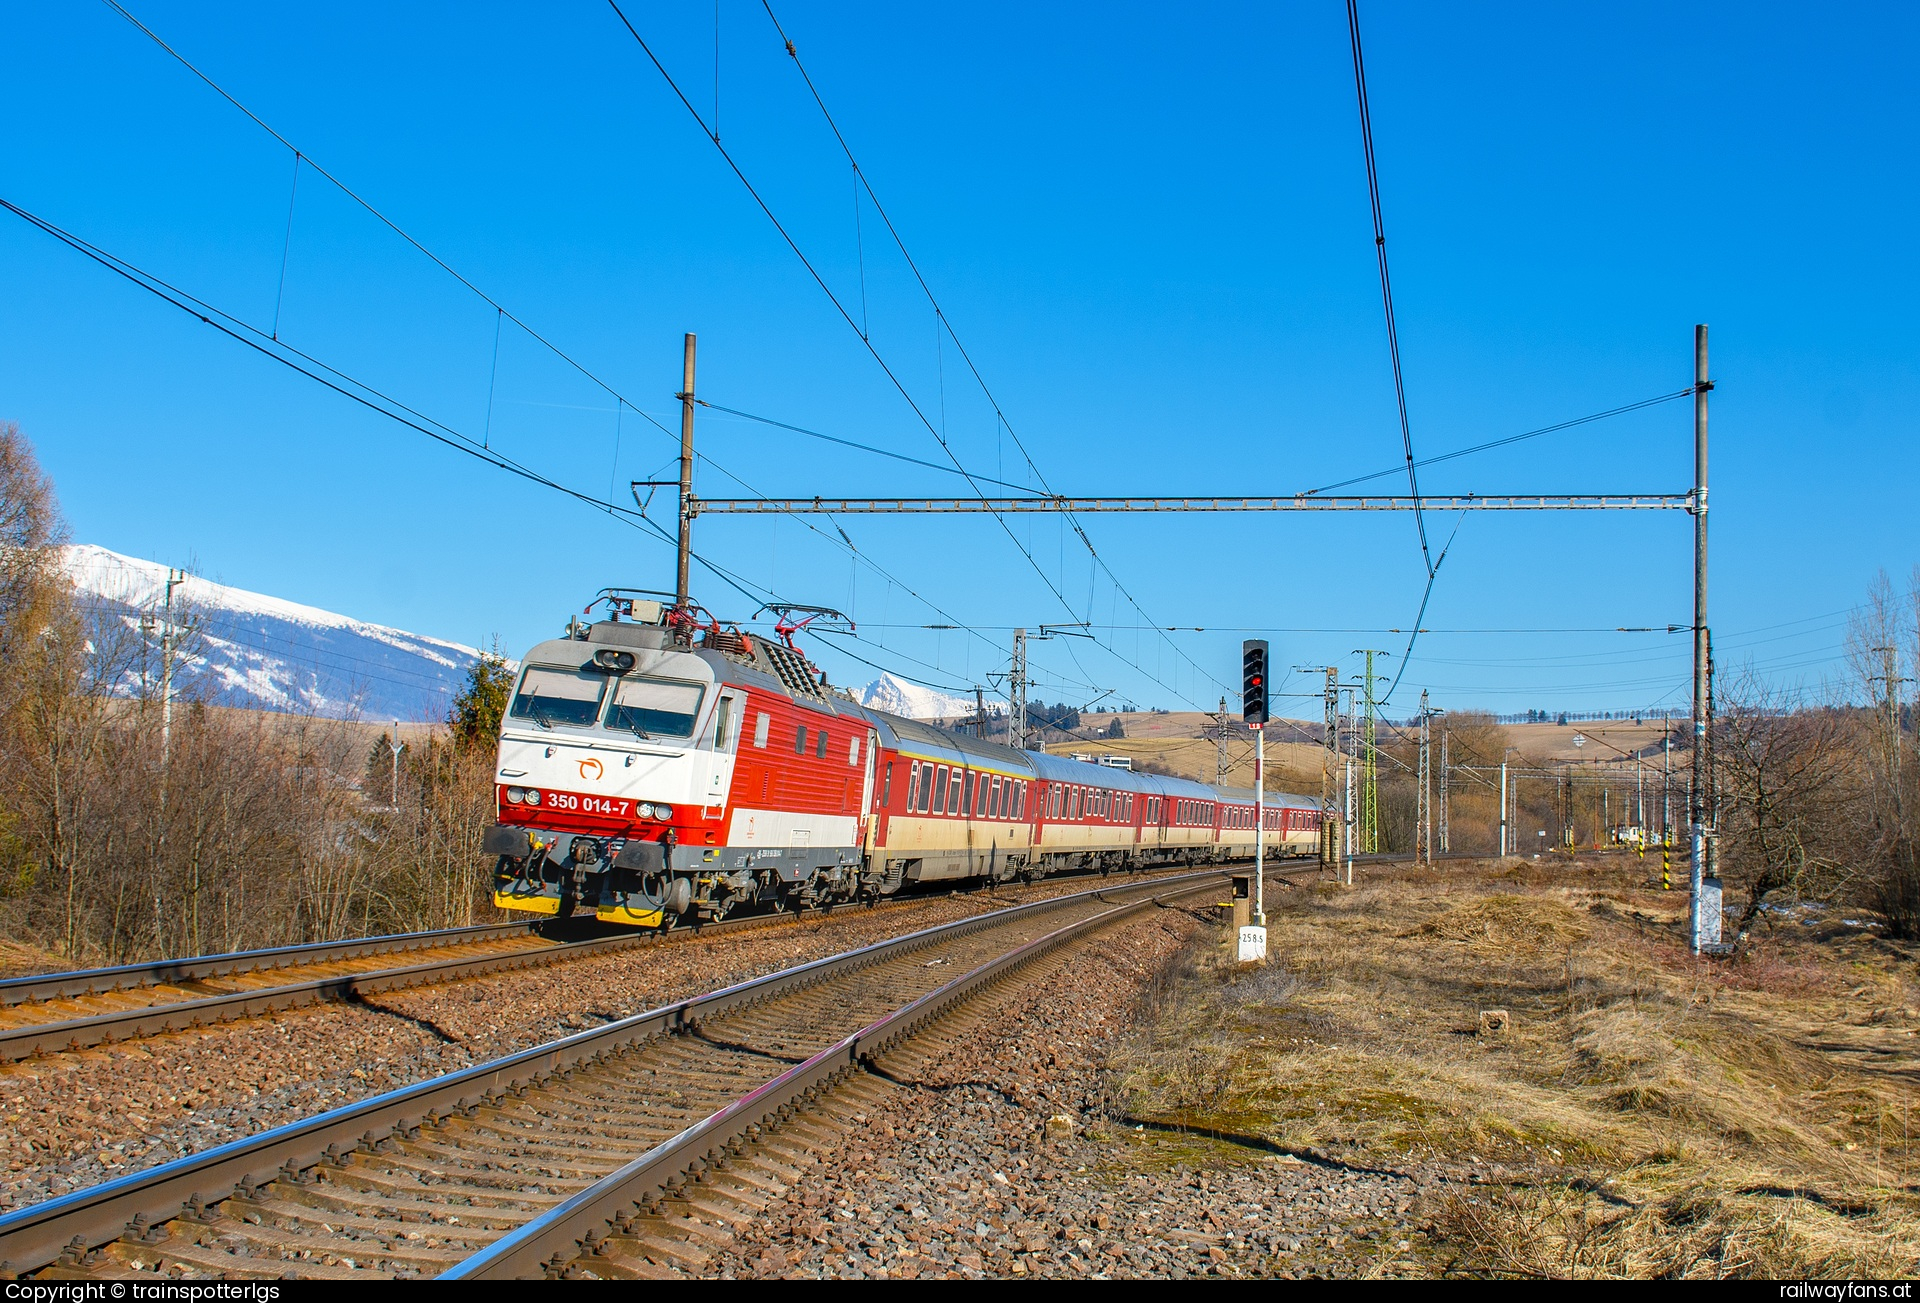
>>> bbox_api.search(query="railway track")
[0,861,1265,1064]
[0,867,1233,1280]
[0,920,627,1064]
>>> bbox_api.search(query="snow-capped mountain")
[64,545,485,723]
[854,672,1000,722]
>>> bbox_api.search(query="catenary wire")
[1346,0,1429,577]
[755,0,1232,710]
[610,0,1221,713]
[96,1,1070,702]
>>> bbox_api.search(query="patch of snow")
[855,673,999,722]
[60,544,490,722]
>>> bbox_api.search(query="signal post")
[1241,640,1270,962]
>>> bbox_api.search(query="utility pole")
[388,722,404,809]
[1254,721,1266,924]
[138,568,189,768]
[1009,628,1029,751]
[1662,719,1673,848]
[137,568,188,954]
[1499,756,1509,857]
[1688,323,1719,953]
[1871,644,1906,790]
[1343,754,1355,884]
[1354,650,1386,854]
[1216,695,1231,782]
[975,687,988,740]
[1322,668,1339,871]
[1417,691,1431,867]
[675,332,697,607]
[1439,724,1450,856]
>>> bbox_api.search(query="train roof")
[515,621,1322,812]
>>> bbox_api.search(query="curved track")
[0,868,1232,1280]
[0,860,1276,1064]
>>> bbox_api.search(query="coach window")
[754,711,771,748]
[1015,782,1026,819]
[906,761,920,810]
[817,729,830,759]
[963,770,976,815]
[882,763,893,808]
[948,769,963,813]
[794,724,808,756]
[921,764,938,813]
[932,766,949,814]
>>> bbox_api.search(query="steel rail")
[0,867,1234,1278]
[0,861,1286,1063]
[0,920,541,1007]
[0,931,650,1064]
[446,881,1215,1278]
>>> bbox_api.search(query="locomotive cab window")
[605,676,705,737]
[510,665,608,729]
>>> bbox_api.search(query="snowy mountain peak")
[63,545,485,722]
[855,672,1000,722]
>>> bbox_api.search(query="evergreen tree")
[448,649,514,749]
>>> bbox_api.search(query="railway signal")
[1242,640,1269,727]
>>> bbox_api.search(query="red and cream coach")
[485,592,1321,927]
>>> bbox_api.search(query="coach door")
[861,730,879,851]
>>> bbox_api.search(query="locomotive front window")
[605,676,705,737]
[511,666,607,728]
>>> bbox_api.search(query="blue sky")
[3,1,1914,720]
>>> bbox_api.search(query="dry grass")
[1115,856,1920,1278]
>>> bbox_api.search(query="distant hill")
[64,545,485,723]
[854,672,1002,723]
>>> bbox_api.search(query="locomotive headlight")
[506,786,526,804]
[653,803,673,820]
[593,649,637,673]
[635,802,655,819]
[524,789,541,806]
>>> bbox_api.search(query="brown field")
[1116,855,1920,1278]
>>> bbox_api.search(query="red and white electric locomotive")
[484,592,1322,927]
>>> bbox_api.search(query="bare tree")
[1714,670,1863,940]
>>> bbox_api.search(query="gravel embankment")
[2,876,1170,1212]
[704,903,1440,1279]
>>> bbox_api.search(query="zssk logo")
[578,757,604,781]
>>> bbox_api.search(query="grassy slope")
[1115,856,1920,1278]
